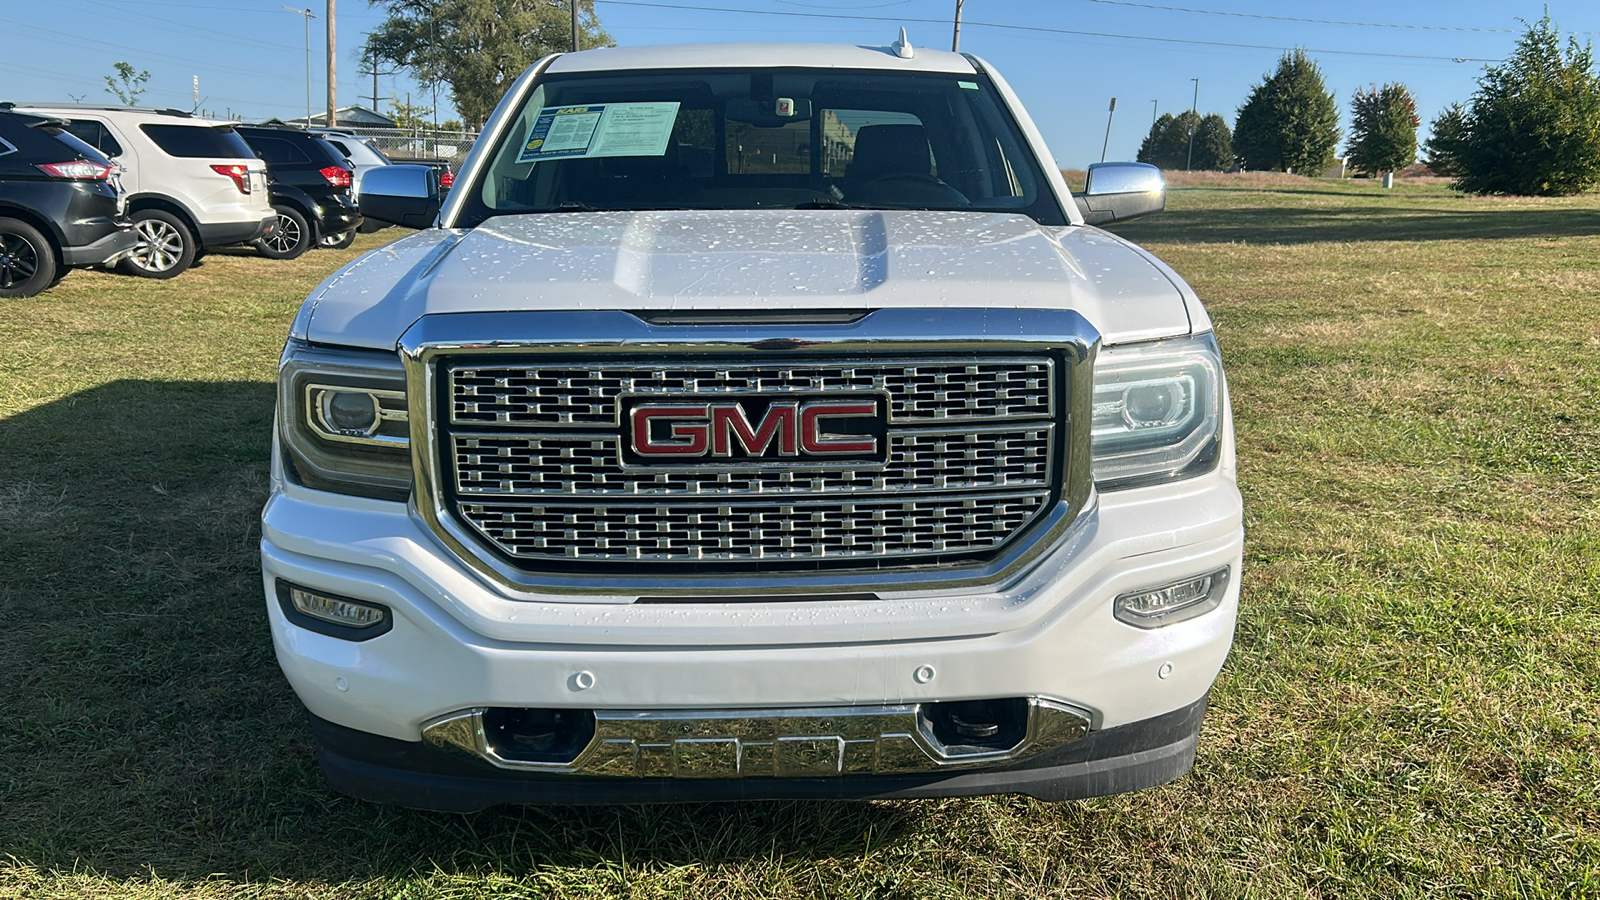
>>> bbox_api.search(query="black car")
[236,125,362,259]
[0,110,135,297]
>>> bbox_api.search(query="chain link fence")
[338,127,480,167]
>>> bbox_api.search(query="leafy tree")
[1136,111,1231,170]
[104,62,151,106]
[1446,15,1600,195]
[1233,49,1341,174]
[387,97,434,131]
[1346,83,1419,178]
[364,0,613,131]
[1422,102,1469,177]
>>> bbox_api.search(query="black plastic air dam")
[303,696,1208,811]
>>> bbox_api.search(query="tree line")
[1134,15,1600,196]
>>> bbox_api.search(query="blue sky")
[4,0,1598,168]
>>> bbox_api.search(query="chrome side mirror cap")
[358,164,441,228]
[1073,162,1165,226]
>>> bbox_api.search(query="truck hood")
[298,209,1193,350]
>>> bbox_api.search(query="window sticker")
[517,102,681,163]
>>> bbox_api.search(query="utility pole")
[1185,77,1198,170]
[572,0,580,51]
[325,0,336,126]
[284,6,316,124]
[1150,99,1158,126]
[951,0,964,52]
[1101,97,1116,162]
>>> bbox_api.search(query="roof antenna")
[892,27,915,59]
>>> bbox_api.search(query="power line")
[593,1,1504,62]
[68,0,304,50]
[1069,0,1533,33]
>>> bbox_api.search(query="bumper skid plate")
[422,698,1091,778]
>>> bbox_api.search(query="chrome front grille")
[450,360,1053,426]
[457,493,1049,563]
[453,425,1053,496]
[438,356,1063,569]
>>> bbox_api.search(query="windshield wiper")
[793,199,866,210]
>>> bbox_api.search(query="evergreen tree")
[1346,83,1418,178]
[1447,15,1600,195]
[1423,102,1470,177]
[1136,111,1231,170]
[364,0,613,130]
[1233,49,1341,173]
[1192,113,1233,171]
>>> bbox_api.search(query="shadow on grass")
[1108,197,1600,245]
[0,380,917,883]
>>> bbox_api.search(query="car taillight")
[211,164,252,194]
[37,160,113,180]
[320,166,353,188]
[439,170,455,188]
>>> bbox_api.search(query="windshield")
[459,68,1065,226]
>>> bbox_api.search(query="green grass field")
[2,178,1598,898]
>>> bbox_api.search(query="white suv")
[11,105,275,278]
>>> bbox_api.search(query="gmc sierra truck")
[264,37,1243,810]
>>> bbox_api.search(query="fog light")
[276,582,392,640]
[1114,566,1230,628]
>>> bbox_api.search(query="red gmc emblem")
[625,397,884,461]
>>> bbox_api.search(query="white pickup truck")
[263,37,1242,810]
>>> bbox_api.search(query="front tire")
[255,205,312,260]
[117,210,194,279]
[0,218,58,298]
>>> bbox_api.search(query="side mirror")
[358,164,441,228]
[1073,162,1165,226]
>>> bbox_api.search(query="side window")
[249,136,311,165]
[64,120,123,158]
[325,139,352,158]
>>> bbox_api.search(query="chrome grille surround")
[400,309,1099,598]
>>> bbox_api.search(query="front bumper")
[308,696,1208,811]
[263,452,1242,803]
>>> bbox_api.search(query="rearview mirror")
[1073,162,1165,226]
[358,164,440,228]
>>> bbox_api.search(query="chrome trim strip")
[421,697,1092,777]
[303,382,409,448]
[399,307,1098,597]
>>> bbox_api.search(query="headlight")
[278,339,411,500]
[1091,333,1223,489]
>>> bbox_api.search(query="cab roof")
[544,42,979,75]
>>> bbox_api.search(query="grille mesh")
[457,494,1050,562]
[450,360,1052,426]
[453,427,1052,496]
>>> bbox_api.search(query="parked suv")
[0,110,134,297]
[304,127,394,241]
[7,104,274,278]
[237,125,362,257]
[267,40,1242,810]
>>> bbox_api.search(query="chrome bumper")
[422,698,1091,778]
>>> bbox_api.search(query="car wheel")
[117,210,195,279]
[318,229,356,250]
[0,217,58,299]
[255,205,312,260]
